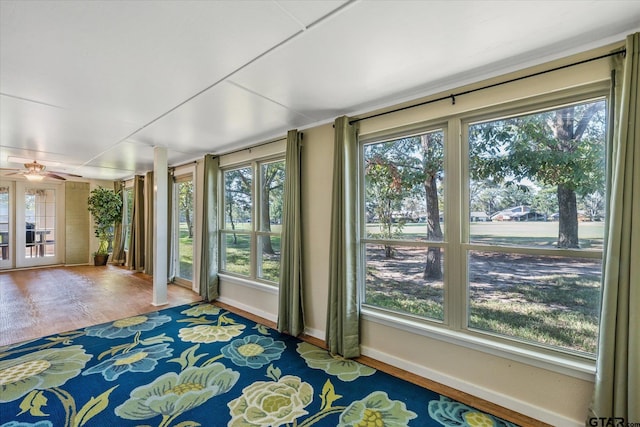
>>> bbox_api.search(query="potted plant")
[87,186,122,266]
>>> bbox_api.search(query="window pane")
[124,188,133,251]
[221,232,251,276]
[468,251,601,354]
[25,188,55,258]
[257,235,280,282]
[468,99,606,249]
[259,160,285,232]
[364,243,444,321]
[176,179,194,281]
[224,167,252,231]
[0,186,9,260]
[364,130,445,242]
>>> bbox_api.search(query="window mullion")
[446,118,464,331]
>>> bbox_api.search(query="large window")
[360,94,607,358]
[221,159,285,284]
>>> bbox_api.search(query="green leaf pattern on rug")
[338,390,418,427]
[0,346,91,403]
[178,310,246,343]
[428,396,519,427]
[296,342,376,381]
[115,363,239,427]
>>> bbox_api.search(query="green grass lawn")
[364,221,604,354]
[222,233,281,282]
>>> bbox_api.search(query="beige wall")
[217,44,624,426]
[64,181,90,264]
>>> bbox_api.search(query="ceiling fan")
[1,160,82,181]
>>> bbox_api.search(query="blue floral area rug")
[0,302,520,427]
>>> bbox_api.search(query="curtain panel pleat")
[111,181,126,265]
[326,116,360,358]
[144,171,154,275]
[127,175,145,271]
[277,130,305,336]
[199,155,220,301]
[588,32,639,421]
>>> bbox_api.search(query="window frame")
[219,155,285,286]
[357,83,610,378]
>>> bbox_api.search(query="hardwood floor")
[0,265,548,427]
[0,265,202,346]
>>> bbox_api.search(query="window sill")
[218,273,279,295]
[361,307,596,381]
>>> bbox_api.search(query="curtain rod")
[350,48,626,125]
[213,135,289,158]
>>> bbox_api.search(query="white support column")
[152,146,168,306]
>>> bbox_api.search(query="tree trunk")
[227,201,237,244]
[261,183,274,255]
[424,174,443,280]
[184,208,193,238]
[557,184,580,248]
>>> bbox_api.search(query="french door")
[0,180,64,269]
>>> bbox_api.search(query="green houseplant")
[87,186,122,265]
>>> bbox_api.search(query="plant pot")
[93,254,109,266]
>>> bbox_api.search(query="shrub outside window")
[220,159,285,284]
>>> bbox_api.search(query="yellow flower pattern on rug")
[0,302,520,427]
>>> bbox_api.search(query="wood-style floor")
[0,265,548,427]
[0,264,202,346]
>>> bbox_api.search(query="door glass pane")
[0,186,8,260]
[176,178,194,280]
[25,188,55,258]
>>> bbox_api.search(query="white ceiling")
[1,0,639,180]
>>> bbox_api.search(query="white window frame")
[358,84,610,380]
[219,156,285,286]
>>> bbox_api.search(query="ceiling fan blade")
[45,173,67,180]
[50,170,82,178]
[0,168,21,172]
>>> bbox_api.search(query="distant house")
[490,205,545,222]
[470,211,490,222]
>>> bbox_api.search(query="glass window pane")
[364,243,444,321]
[259,160,285,232]
[0,186,8,260]
[364,130,445,242]
[176,179,194,280]
[124,187,133,251]
[224,167,252,231]
[25,188,55,258]
[221,232,251,276]
[257,234,280,282]
[468,251,601,354]
[468,99,606,249]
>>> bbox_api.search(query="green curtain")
[199,155,220,301]
[127,175,145,271]
[277,130,305,336]
[588,32,639,421]
[326,116,360,358]
[144,171,154,275]
[111,181,126,265]
[168,170,174,282]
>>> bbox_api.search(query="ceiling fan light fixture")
[25,173,45,181]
